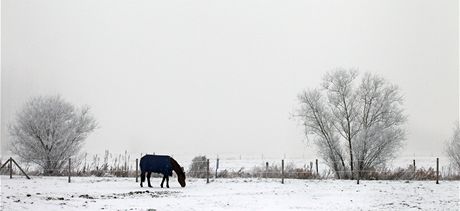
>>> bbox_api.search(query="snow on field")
[1,176,459,210]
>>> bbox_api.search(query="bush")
[250,162,316,179]
[362,165,438,180]
[217,168,251,178]
[188,156,210,178]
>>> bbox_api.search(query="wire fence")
[1,154,459,184]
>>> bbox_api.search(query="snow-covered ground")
[1,176,458,210]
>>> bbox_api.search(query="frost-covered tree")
[294,68,406,179]
[322,70,361,179]
[354,73,406,178]
[9,96,97,175]
[297,89,347,179]
[446,124,460,171]
[188,156,208,178]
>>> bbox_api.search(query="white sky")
[1,0,458,159]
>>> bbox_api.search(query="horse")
[139,155,186,188]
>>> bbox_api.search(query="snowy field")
[1,176,459,210]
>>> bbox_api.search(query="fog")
[1,0,458,159]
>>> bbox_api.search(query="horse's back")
[140,155,173,176]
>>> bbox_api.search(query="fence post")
[135,158,139,183]
[413,159,416,179]
[9,157,12,179]
[315,159,319,178]
[215,158,219,178]
[265,162,269,178]
[357,168,360,185]
[11,158,31,179]
[436,158,439,184]
[0,158,10,172]
[206,159,210,184]
[68,158,71,183]
[281,159,284,184]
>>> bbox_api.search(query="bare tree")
[8,96,97,175]
[354,73,406,178]
[297,89,347,178]
[294,68,406,179]
[322,69,361,179]
[446,124,460,171]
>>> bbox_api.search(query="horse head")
[171,158,186,187]
[178,171,186,187]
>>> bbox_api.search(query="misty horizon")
[1,0,459,160]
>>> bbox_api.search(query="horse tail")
[141,171,146,183]
[140,156,146,183]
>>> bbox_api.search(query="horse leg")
[161,175,165,188]
[140,171,146,187]
[166,176,170,188]
[147,172,153,188]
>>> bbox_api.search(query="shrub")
[188,156,210,178]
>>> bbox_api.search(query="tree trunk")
[348,138,354,180]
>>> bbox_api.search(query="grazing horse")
[140,155,186,188]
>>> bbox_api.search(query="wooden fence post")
[68,158,71,183]
[215,158,219,178]
[357,168,360,185]
[206,159,210,184]
[9,157,13,179]
[265,162,269,178]
[315,159,319,178]
[0,158,10,172]
[436,158,439,184]
[135,158,139,182]
[1,158,30,179]
[281,159,284,184]
[11,158,31,179]
[413,159,416,179]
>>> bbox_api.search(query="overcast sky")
[1,0,458,160]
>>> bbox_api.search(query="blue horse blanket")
[140,155,173,176]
